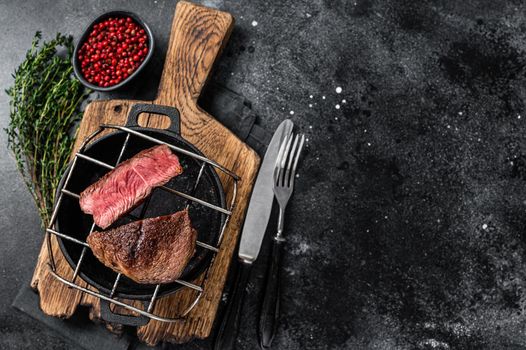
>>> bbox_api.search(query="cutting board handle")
[155,1,234,108]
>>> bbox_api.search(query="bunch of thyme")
[5,32,89,226]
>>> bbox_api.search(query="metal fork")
[258,133,305,349]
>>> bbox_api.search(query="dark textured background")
[2,0,526,349]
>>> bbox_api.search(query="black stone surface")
[2,0,526,349]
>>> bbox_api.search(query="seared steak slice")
[87,209,197,284]
[80,144,183,229]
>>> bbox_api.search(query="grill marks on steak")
[79,145,183,229]
[87,209,197,284]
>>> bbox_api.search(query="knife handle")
[214,261,253,350]
[258,238,284,349]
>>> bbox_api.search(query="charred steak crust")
[87,209,197,284]
[79,145,183,229]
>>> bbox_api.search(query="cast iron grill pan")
[55,105,226,301]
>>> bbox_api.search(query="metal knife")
[214,119,293,350]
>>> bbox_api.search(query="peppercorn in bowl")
[73,11,154,91]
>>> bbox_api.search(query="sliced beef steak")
[80,144,183,229]
[87,209,197,284]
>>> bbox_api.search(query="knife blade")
[214,119,293,350]
[239,119,293,262]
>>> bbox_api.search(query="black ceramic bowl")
[73,11,154,92]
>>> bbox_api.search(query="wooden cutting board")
[30,1,260,345]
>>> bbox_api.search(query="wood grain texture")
[30,1,260,345]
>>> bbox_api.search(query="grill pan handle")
[100,299,150,327]
[126,103,181,134]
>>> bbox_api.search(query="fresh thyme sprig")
[5,32,89,226]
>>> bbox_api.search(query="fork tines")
[274,133,305,188]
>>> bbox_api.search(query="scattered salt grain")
[306,13,312,18]
[336,87,342,94]
[519,115,522,119]
[335,104,340,109]
[251,20,258,27]
[322,95,326,99]
[290,110,295,115]
[309,104,313,108]
[309,125,313,129]
[309,95,313,99]
[458,111,463,115]
[342,99,347,104]
[482,224,488,230]
[367,142,371,146]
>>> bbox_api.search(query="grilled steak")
[87,209,197,284]
[80,144,183,229]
